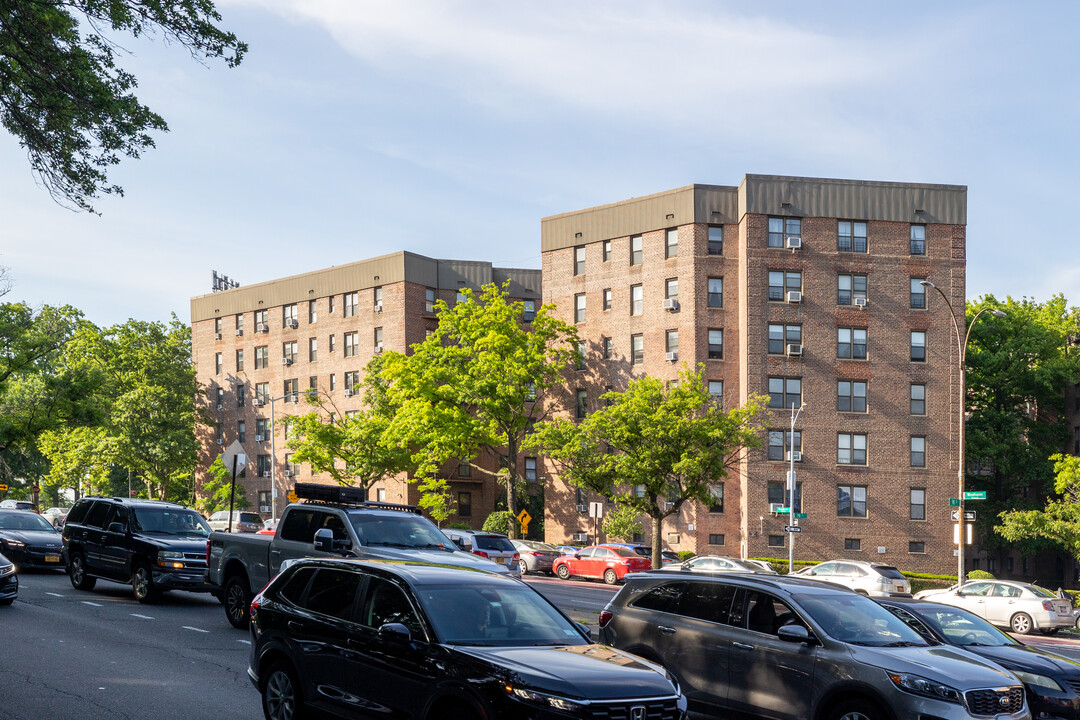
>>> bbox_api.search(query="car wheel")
[132,563,159,604]
[68,552,96,591]
[261,662,306,720]
[1010,612,1034,634]
[428,701,479,720]
[556,564,571,580]
[0,597,13,606]
[517,560,529,576]
[603,568,619,585]
[828,697,886,720]
[224,574,252,629]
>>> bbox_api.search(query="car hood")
[357,546,510,574]
[913,588,950,599]
[453,644,675,699]
[133,534,210,553]
[966,643,1080,676]
[851,643,1019,689]
[0,529,62,548]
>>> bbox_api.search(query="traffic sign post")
[0,484,7,492]
[784,525,802,533]
[951,510,977,522]
[963,491,987,500]
[516,509,532,536]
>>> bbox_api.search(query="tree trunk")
[651,514,662,569]
[506,434,518,539]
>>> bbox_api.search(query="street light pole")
[789,401,806,574]
[920,280,1005,589]
[267,388,317,523]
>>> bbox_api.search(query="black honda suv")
[248,558,686,720]
[63,496,217,603]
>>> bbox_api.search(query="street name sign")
[948,498,961,507]
[963,491,987,500]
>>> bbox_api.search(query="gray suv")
[599,572,1029,720]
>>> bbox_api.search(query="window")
[255,309,268,328]
[630,234,643,265]
[456,282,467,303]
[837,433,867,465]
[257,454,271,477]
[309,337,317,362]
[235,314,244,333]
[235,349,244,371]
[768,535,785,548]
[425,287,436,314]
[455,458,471,478]
[282,341,297,364]
[708,329,723,359]
[601,336,613,359]
[602,288,612,311]
[910,225,926,255]
[344,291,358,317]
[909,541,925,553]
[254,346,269,370]
[344,331,358,357]
[709,534,725,545]
[328,295,335,314]
[574,293,586,323]
[911,436,926,467]
[576,389,587,419]
[522,300,535,323]
[768,270,801,301]
[768,324,801,355]
[373,286,383,310]
[837,485,867,517]
[837,327,868,359]
[329,334,336,353]
[631,334,644,365]
[768,217,801,248]
[910,489,926,520]
[630,284,643,316]
[910,278,927,309]
[910,331,926,362]
[845,538,861,551]
[214,317,223,335]
[236,384,245,407]
[237,420,246,444]
[283,378,298,401]
[374,327,384,353]
[708,381,723,401]
[707,277,723,308]
[665,228,678,258]
[525,457,538,482]
[666,330,679,355]
[768,430,802,462]
[768,480,802,511]
[603,239,612,262]
[665,278,678,302]
[215,352,222,375]
[708,484,724,513]
[910,384,926,415]
[574,246,585,275]
[576,340,586,370]
[255,383,269,406]
[309,376,317,390]
[768,377,802,409]
[458,492,472,517]
[837,380,867,412]
[329,373,336,391]
[283,303,298,328]
[838,221,868,253]
[708,226,723,255]
[344,371,360,390]
[837,274,868,305]
[308,300,317,324]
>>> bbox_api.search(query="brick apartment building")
[540,175,967,574]
[190,251,540,522]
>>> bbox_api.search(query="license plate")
[45,554,61,562]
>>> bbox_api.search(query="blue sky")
[1,1,1076,326]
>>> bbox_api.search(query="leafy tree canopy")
[997,453,1080,561]
[602,504,642,543]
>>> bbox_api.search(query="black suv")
[249,558,686,720]
[63,496,216,603]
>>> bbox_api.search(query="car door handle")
[270,549,281,555]
[658,626,677,635]
[288,621,306,632]
[733,641,755,650]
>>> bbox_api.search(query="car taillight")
[473,550,489,559]
[512,553,520,560]
[529,551,542,557]
[1044,600,1055,611]
[598,610,612,628]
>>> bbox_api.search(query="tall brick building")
[190,251,540,522]
[540,175,967,573]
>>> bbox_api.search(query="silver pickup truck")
[206,484,512,628]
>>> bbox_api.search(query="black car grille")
[966,687,1024,716]
[28,545,61,553]
[1064,677,1080,696]
[585,698,680,720]
[182,553,207,565]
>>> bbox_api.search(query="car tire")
[68,552,96,591]
[261,662,306,720]
[428,701,480,720]
[517,560,529,576]
[1010,612,1034,634]
[0,597,13,606]
[556,564,571,580]
[224,574,252,629]
[603,568,619,585]
[828,697,887,720]
[132,563,160,604]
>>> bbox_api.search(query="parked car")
[603,542,682,567]
[0,500,37,512]
[914,579,1074,634]
[553,544,652,585]
[743,558,780,573]
[63,496,216,603]
[256,520,278,535]
[509,538,559,575]
[442,529,522,577]
[207,483,510,629]
[659,554,779,574]
[554,545,580,555]
[207,510,264,533]
[0,509,64,568]
[0,552,16,605]
[880,597,1080,720]
[41,507,67,527]
[790,559,912,597]
[249,558,687,720]
[600,571,1028,720]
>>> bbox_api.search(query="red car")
[553,544,653,585]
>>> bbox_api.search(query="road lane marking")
[46,592,64,597]
[81,601,103,607]
[182,626,209,633]
[238,640,251,645]
[130,613,154,620]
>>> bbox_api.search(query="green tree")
[380,283,577,537]
[997,453,1080,561]
[196,456,249,517]
[0,0,246,212]
[482,511,516,535]
[602,504,643,542]
[529,365,765,568]
[416,474,454,525]
[38,426,114,497]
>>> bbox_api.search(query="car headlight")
[0,565,13,577]
[157,550,185,568]
[887,671,961,704]
[159,551,184,559]
[2,539,25,549]
[506,685,587,714]
[1013,671,1063,692]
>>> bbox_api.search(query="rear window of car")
[872,566,906,580]
[474,535,515,552]
[612,547,642,558]
[239,513,262,523]
[1031,585,1057,598]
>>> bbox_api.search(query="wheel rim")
[605,570,617,584]
[1014,615,1031,633]
[133,567,149,599]
[265,670,296,720]
[838,712,872,720]
[518,561,528,575]
[70,556,84,584]
[557,565,569,579]
[227,583,247,623]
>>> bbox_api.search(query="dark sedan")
[880,597,1080,719]
[248,558,686,720]
[0,552,16,605]
[0,509,64,568]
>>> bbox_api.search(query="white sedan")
[915,579,1074,634]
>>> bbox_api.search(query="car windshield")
[0,511,55,531]
[416,583,588,647]
[348,513,455,549]
[132,508,211,536]
[794,593,930,646]
[910,606,1016,647]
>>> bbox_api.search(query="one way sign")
[950,510,976,521]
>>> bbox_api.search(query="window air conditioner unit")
[344,389,355,398]
[254,400,265,407]
[787,451,803,462]
[661,298,679,311]
[215,438,224,445]
[374,303,383,313]
[769,502,785,514]
[282,358,292,366]
[854,297,868,308]
[288,394,299,403]
[283,470,294,477]
[255,434,265,442]
[785,344,803,357]
[785,235,802,250]
[259,505,271,513]
[235,329,244,337]
[374,345,383,354]
[262,471,271,478]
[576,504,588,513]
[665,351,678,362]
[786,290,802,304]
[287,319,298,329]
[572,532,588,543]
[215,333,222,341]
[257,323,269,333]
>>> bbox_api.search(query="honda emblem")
[630,706,646,720]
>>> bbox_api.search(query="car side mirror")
[108,522,126,534]
[575,622,592,638]
[378,622,412,642]
[777,624,816,645]
[313,528,334,552]
[954,590,965,597]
